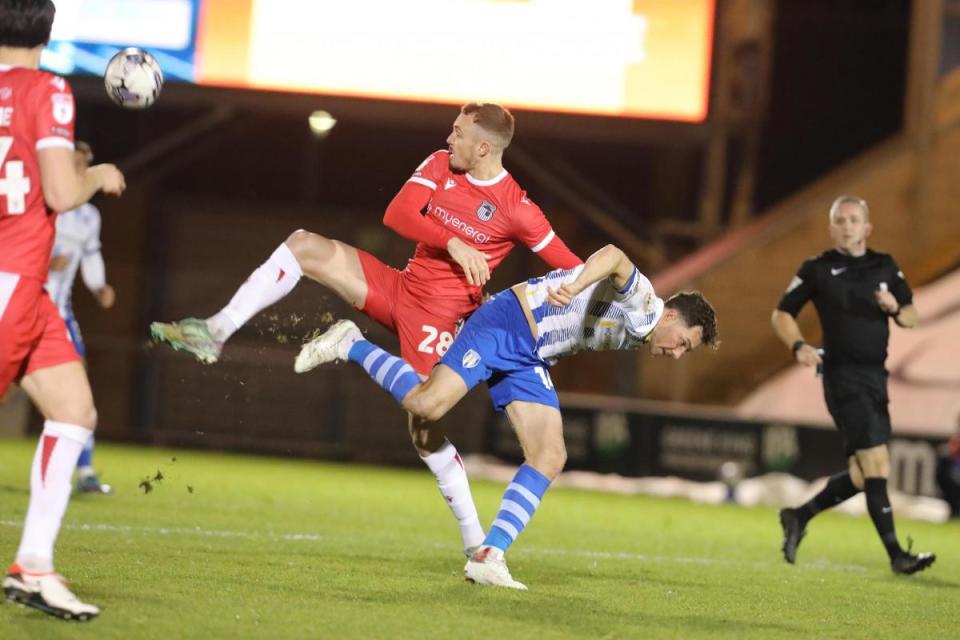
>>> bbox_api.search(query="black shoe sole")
[892,554,936,575]
[4,586,98,622]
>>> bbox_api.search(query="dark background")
[43,1,915,463]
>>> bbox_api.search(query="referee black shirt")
[777,249,913,368]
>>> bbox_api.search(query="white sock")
[15,421,90,573]
[422,440,485,549]
[207,243,303,342]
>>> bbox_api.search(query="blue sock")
[347,340,420,405]
[77,434,94,469]
[484,464,551,552]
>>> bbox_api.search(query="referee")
[771,195,935,575]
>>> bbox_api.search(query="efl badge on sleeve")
[51,93,74,125]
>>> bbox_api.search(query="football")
[103,47,163,109]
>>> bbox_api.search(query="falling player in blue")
[44,141,115,494]
[294,244,719,589]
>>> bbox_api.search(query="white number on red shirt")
[0,136,31,215]
[418,325,454,356]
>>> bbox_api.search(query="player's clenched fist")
[873,285,899,315]
[547,284,577,307]
[91,163,126,196]
[96,284,116,309]
[794,343,822,367]
[446,237,491,286]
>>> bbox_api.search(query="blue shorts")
[439,290,558,412]
[63,309,86,358]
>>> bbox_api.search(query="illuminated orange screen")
[198,0,714,121]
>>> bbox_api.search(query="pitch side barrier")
[484,392,947,498]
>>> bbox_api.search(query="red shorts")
[356,251,476,376]
[0,273,80,395]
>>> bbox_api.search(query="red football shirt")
[400,150,577,306]
[0,65,75,281]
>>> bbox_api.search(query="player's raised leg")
[465,401,565,590]
[151,230,368,363]
[4,362,100,621]
[295,321,468,414]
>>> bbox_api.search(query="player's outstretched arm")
[38,147,125,211]
[534,233,582,270]
[547,244,634,307]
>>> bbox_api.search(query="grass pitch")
[0,439,954,639]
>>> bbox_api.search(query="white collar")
[465,169,508,187]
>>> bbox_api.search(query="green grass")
[0,439,955,639]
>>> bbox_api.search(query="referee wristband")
[791,340,806,354]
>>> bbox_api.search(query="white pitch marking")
[0,519,866,572]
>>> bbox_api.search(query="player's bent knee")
[551,447,568,477]
[530,446,567,480]
[861,461,889,479]
[401,393,432,422]
[285,230,343,282]
[49,404,97,430]
[285,229,330,262]
[403,392,450,423]
[848,459,865,489]
[855,447,890,479]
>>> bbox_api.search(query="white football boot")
[464,546,527,590]
[294,319,362,373]
[3,564,100,622]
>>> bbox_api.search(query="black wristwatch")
[791,340,806,354]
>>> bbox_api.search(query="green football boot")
[150,318,223,364]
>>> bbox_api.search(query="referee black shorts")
[821,366,891,456]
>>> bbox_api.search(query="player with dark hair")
[772,195,935,575]
[150,102,582,557]
[294,244,719,589]
[1,0,126,621]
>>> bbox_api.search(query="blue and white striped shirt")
[44,203,104,316]
[523,264,664,365]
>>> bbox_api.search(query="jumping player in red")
[151,102,582,556]
[1,0,125,622]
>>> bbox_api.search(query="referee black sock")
[797,471,859,525]
[864,477,902,560]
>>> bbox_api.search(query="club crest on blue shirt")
[476,200,496,222]
[462,349,482,369]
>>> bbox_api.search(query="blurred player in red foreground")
[151,102,582,557]
[1,0,125,622]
